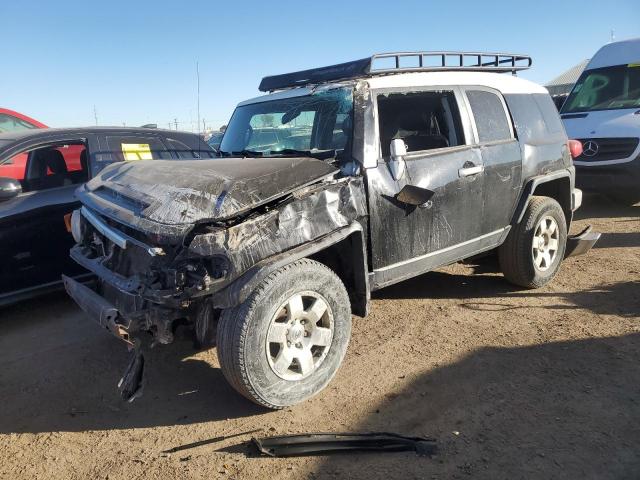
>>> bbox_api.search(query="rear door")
[463,87,522,233]
[366,87,488,288]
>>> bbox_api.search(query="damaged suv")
[64,52,599,408]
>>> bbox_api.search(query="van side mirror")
[389,138,407,180]
[0,177,21,201]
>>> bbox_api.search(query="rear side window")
[504,93,566,143]
[533,94,564,135]
[466,90,513,143]
[165,138,215,159]
[105,136,172,161]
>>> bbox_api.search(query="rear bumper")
[62,275,133,346]
[565,226,601,258]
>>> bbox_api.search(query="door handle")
[458,165,484,177]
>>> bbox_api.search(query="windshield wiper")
[268,148,338,160]
[219,149,263,157]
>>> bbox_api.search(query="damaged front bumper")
[62,275,145,401]
[62,274,134,346]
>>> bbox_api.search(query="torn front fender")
[188,177,368,277]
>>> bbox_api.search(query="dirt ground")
[0,194,638,480]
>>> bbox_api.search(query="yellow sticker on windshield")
[122,143,153,161]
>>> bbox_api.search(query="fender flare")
[211,223,370,316]
[511,168,573,225]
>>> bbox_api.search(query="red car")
[0,108,83,180]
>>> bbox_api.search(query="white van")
[561,38,640,204]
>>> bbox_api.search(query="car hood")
[562,108,640,139]
[80,157,338,228]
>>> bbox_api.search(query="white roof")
[239,71,547,107]
[587,37,640,70]
[366,71,548,94]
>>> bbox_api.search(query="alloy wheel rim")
[265,291,334,381]
[532,215,560,272]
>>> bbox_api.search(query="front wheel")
[216,259,351,409]
[499,196,567,288]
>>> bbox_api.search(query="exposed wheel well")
[514,176,572,229]
[308,232,369,317]
[531,178,572,228]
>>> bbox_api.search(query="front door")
[366,87,489,289]
[0,137,90,300]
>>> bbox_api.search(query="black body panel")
[0,127,215,305]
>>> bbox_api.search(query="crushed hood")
[82,157,338,226]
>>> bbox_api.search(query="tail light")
[568,140,583,159]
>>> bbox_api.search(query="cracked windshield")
[219,87,352,159]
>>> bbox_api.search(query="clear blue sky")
[1,0,638,131]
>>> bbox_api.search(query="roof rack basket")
[259,51,532,92]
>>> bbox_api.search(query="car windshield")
[220,87,353,159]
[0,113,38,133]
[562,64,640,113]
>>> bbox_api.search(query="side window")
[19,141,88,193]
[105,136,172,163]
[166,138,215,160]
[377,90,465,157]
[466,90,513,143]
[0,113,38,133]
[533,94,565,135]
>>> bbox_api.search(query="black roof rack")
[259,51,532,92]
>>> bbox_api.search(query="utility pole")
[610,29,615,43]
[196,61,201,136]
[93,105,98,125]
[174,118,178,130]
[202,118,206,132]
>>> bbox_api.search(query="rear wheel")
[216,259,351,409]
[499,196,567,288]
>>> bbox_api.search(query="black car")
[64,52,599,408]
[0,127,214,306]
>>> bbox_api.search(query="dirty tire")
[194,299,218,349]
[499,196,567,289]
[216,259,351,409]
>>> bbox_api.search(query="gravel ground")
[0,194,638,480]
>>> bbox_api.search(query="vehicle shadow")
[0,297,265,434]
[594,231,640,249]
[573,192,639,221]
[310,333,640,479]
[375,269,639,318]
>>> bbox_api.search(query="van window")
[377,90,464,157]
[466,90,513,143]
[563,64,640,113]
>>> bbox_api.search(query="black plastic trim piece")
[252,432,437,457]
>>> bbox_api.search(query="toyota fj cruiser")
[63,52,599,408]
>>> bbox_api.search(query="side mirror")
[0,177,21,201]
[389,138,407,180]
